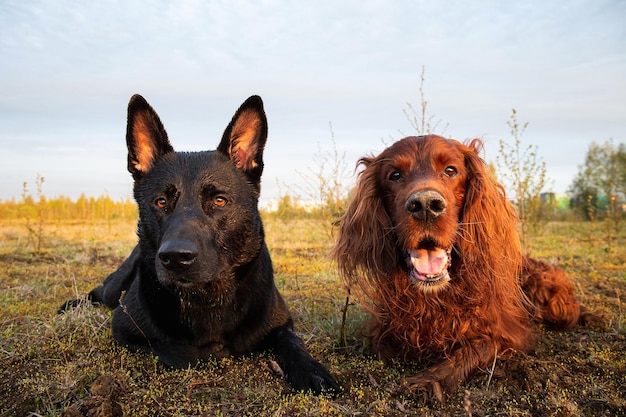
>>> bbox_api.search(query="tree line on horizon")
[3,66,625,232]
[0,138,623,224]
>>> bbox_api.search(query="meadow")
[1,211,625,416]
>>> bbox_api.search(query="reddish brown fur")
[332,135,585,402]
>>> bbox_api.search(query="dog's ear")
[126,94,174,181]
[460,140,530,343]
[332,157,396,293]
[217,95,268,186]
[460,138,522,281]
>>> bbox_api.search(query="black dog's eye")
[443,166,458,177]
[213,195,228,207]
[155,197,168,209]
[154,185,179,212]
[213,196,228,207]
[389,170,402,181]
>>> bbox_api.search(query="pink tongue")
[409,248,448,277]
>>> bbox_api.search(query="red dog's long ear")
[460,139,521,265]
[126,94,174,181]
[333,157,396,290]
[460,139,530,345]
[459,139,523,285]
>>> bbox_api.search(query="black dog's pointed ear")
[126,94,174,181]
[217,95,268,186]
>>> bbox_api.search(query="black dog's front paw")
[270,325,339,395]
[57,297,87,314]
[285,357,339,395]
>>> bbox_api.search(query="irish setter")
[333,135,589,402]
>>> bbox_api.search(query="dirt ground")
[1,220,625,416]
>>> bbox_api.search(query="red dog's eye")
[444,166,458,177]
[389,170,402,181]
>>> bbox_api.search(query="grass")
[1,217,625,416]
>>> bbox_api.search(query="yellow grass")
[1,217,625,416]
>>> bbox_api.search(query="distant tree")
[496,109,549,248]
[267,194,311,220]
[568,183,600,221]
[569,139,626,215]
[568,139,625,250]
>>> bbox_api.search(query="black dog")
[60,94,338,394]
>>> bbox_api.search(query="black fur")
[60,94,338,394]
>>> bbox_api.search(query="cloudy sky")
[1,0,624,207]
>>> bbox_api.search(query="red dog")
[333,135,589,402]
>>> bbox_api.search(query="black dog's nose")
[158,240,198,271]
[406,190,447,221]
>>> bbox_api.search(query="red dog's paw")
[578,306,605,329]
[402,372,448,403]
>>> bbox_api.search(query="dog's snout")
[158,239,198,271]
[406,190,447,220]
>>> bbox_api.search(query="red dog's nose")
[406,190,447,221]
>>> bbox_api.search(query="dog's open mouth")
[406,239,451,287]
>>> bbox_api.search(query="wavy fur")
[333,135,586,402]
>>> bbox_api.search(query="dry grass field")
[1,217,625,416]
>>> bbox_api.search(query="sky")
[1,0,625,208]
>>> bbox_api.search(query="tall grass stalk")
[22,174,46,254]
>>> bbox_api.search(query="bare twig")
[485,345,498,391]
[340,289,352,348]
[118,291,153,351]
